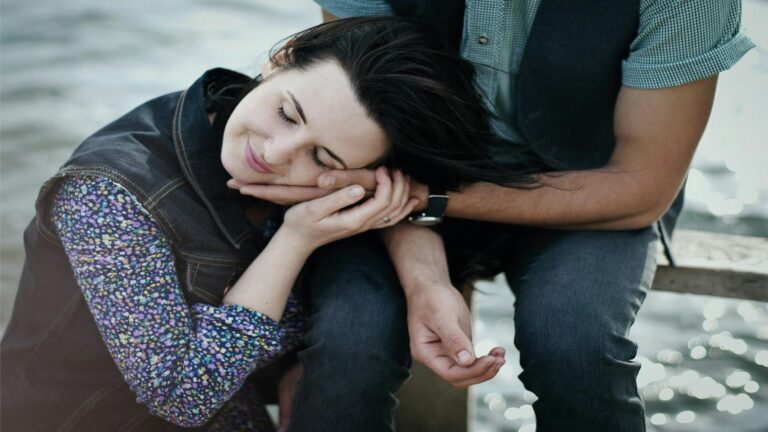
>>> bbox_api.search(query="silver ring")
[382,216,391,224]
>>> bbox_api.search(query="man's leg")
[505,226,659,432]
[289,232,411,432]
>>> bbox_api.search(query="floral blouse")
[51,175,305,430]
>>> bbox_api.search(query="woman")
[1,17,541,431]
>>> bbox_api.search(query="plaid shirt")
[315,0,754,141]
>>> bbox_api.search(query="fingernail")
[321,176,334,188]
[457,350,472,365]
[349,186,364,197]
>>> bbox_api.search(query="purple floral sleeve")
[51,175,303,428]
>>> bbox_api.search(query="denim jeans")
[289,232,412,432]
[289,223,658,432]
[498,225,657,432]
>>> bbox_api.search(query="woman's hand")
[278,167,419,251]
[226,167,429,210]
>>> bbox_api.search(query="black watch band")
[408,186,449,226]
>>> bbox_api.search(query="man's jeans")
[289,223,659,432]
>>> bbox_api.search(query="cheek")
[278,159,326,186]
[228,92,274,135]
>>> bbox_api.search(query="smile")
[245,137,274,174]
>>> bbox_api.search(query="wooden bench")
[394,229,768,432]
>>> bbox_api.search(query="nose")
[262,136,300,166]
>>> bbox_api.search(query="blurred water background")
[1,1,766,430]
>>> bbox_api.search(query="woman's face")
[221,60,389,186]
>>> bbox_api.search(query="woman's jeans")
[288,222,659,432]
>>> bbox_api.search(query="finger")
[372,197,419,229]
[452,358,506,387]
[237,184,329,203]
[434,318,476,366]
[318,168,377,190]
[413,339,493,383]
[302,185,366,221]
[332,167,393,228]
[398,174,411,211]
[385,178,414,224]
[488,347,506,358]
[227,178,244,189]
[368,169,404,229]
[424,353,501,384]
[383,169,405,219]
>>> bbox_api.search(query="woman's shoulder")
[52,174,160,236]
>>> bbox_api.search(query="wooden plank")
[663,229,768,273]
[653,266,768,301]
[654,230,768,300]
[394,362,469,432]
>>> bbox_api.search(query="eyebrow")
[287,90,348,169]
[287,90,306,124]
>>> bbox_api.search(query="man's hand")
[407,284,506,387]
[382,222,505,387]
[317,169,428,211]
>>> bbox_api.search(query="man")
[242,1,754,430]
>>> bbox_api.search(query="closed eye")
[277,106,296,124]
[310,147,332,170]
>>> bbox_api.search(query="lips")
[244,137,274,174]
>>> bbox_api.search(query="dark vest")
[388,0,683,261]
[0,69,275,431]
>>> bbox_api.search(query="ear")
[262,41,292,78]
[260,57,280,79]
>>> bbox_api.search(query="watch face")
[409,215,442,226]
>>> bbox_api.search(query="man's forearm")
[443,78,716,230]
[381,224,452,296]
[446,166,679,230]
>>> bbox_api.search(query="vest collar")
[172,68,256,249]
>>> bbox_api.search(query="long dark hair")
[212,17,551,192]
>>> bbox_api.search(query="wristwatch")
[408,186,449,226]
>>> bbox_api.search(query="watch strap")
[424,186,449,218]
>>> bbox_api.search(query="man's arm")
[381,224,506,387]
[319,77,717,230]
[445,77,717,229]
[375,77,717,387]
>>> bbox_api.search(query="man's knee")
[514,305,640,400]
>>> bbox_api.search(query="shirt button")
[477,35,489,44]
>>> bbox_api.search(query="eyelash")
[310,147,331,170]
[277,106,295,124]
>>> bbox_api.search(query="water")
[1,1,766,430]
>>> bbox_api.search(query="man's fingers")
[436,321,476,366]
[318,168,377,190]
[489,347,506,358]
[424,353,501,385]
[452,358,506,388]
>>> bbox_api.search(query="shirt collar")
[172,68,257,249]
